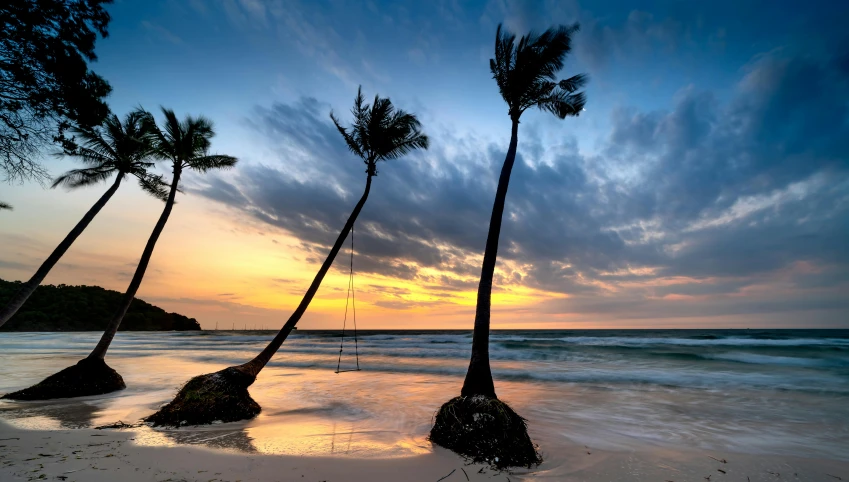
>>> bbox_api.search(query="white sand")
[2,421,848,481]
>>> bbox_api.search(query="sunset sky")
[1,0,847,329]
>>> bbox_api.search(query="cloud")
[191,45,849,323]
[574,9,688,70]
[480,0,692,72]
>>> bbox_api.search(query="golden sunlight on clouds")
[7,174,836,331]
[0,182,573,330]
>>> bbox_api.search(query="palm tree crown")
[491,23,588,122]
[144,108,237,174]
[331,86,429,176]
[54,111,167,200]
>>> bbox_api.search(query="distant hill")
[0,278,201,331]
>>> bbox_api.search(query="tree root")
[429,395,542,470]
[1,358,125,400]
[143,367,260,427]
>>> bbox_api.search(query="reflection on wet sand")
[244,413,430,457]
[0,397,104,430]
[130,413,430,457]
[133,423,260,453]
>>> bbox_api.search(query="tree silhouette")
[0,278,201,332]
[429,23,587,469]
[2,108,236,400]
[0,110,165,329]
[145,87,429,427]
[1,0,112,183]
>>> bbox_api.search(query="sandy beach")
[2,331,848,481]
[2,420,849,481]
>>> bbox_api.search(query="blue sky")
[2,0,848,328]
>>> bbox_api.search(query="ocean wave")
[700,352,849,367]
[6,333,849,367]
[553,336,849,347]
[254,357,849,394]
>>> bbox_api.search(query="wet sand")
[2,420,848,481]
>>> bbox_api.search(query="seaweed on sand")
[428,395,542,470]
[143,367,260,427]
[1,358,125,400]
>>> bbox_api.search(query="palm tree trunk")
[87,169,181,359]
[461,120,520,398]
[0,174,125,329]
[237,173,373,378]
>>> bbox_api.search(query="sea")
[1,329,847,462]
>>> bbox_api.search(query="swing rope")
[336,223,360,373]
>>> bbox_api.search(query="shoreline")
[2,421,848,481]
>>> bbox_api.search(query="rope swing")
[336,223,360,373]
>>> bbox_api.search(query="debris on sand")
[94,421,142,430]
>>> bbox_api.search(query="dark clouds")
[603,49,849,286]
[191,43,849,323]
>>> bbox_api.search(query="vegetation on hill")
[0,278,200,331]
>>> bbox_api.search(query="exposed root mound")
[1,357,125,400]
[144,367,260,427]
[428,395,542,469]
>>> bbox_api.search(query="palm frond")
[352,86,372,158]
[161,108,182,146]
[538,90,587,119]
[381,132,430,160]
[330,111,365,158]
[145,107,238,182]
[491,23,517,108]
[57,109,160,192]
[489,22,587,121]
[62,144,115,168]
[0,202,12,210]
[67,124,120,164]
[559,73,588,93]
[52,168,115,189]
[137,173,170,202]
[186,154,238,172]
[332,88,429,170]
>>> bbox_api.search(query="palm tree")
[145,87,429,427]
[429,23,587,469]
[85,108,238,360]
[2,108,237,401]
[0,202,11,210]
[0,110,166,329]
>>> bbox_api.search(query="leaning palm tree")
[428,24,587,469]
[0,110,166,329]
[145,87,429,426]
[2,108,237,400]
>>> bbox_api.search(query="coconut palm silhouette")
[145,87,429,427]
[0,110,165,329]
[429,23,587,469]
[2,108,237,400]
